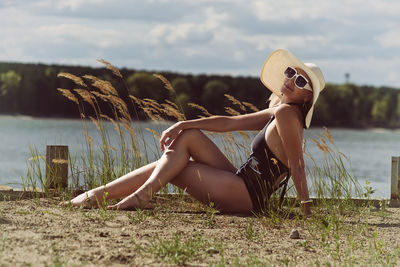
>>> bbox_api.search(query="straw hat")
[260,49,325,128]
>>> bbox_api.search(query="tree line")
[1,61,399,128]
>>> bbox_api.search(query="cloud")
[376,29,400,47]
[35,24,123,48]
[0,0,399,88]
[54,0,104,11]
[24,0,202,23]
[147,7,227,46]
[319,55,400,88]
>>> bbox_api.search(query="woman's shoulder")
[274,103,300,115]
[274,103,304,127]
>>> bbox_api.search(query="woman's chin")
[280,90,290,97]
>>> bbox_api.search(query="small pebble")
[290,229,300,239]
[120,227,129,235]
[206,247,219,254]
[120,231,130,237]
[99,231,109,237]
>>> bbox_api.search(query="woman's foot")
[107,194,153,210]
[59,191,100,208]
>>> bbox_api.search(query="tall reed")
[304,127,364,212]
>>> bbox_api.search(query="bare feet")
[107,195,153,210]
[59,191,100,208]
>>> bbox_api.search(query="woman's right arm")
[159,108,275,151]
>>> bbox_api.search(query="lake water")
[1,115,399,198]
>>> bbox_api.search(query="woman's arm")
[274,105,312,216]
[159,108,275,151]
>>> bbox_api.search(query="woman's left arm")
[275,105,311,216]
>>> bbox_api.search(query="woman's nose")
[284,78,295,89]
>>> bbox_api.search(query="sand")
[1,195,400,266]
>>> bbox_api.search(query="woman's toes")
[58,201,71,207]
[59,192,99,208]
[107,204,118,210]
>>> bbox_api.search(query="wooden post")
[46,145,69,190]
[390,156,400,207]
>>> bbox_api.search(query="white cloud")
[250,0,396,23]
[251,1,336,21]
[0,0,399,87]
[371,1,400,16]
[55,0,102,11]
[35,24,123,48]
[147,6,227,45]
[147,23,213,45]
[318,56,400,88]
[376,30,400,47]
[31,0,105,11]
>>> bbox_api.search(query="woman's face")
[280,67,313,103]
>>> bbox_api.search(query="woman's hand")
[159,121,184,151]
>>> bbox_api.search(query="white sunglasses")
[284,67,312,91]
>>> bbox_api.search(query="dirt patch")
[1,196,400,266]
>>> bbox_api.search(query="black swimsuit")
[236,115,290,213]
[236,102,308,213]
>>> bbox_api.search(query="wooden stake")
[46,145,68,191]
[390,156,400,207]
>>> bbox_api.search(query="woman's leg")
[108,129,247,210]
[64,161,158,207]
[171,161,253,213]
[65,128,234,207]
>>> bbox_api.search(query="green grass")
[134,232,211,265]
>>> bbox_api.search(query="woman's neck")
[280,95,303,105]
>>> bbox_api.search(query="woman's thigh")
[171,161,253,214]
[170,129,237,173]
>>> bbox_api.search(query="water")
[305,128,400,198]
[1,116,399,198]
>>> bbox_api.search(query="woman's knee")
[180,128,204,140]
[171,129,204,148]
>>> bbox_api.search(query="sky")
[1,0,400,88]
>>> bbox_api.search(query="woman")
[63,49,325,217]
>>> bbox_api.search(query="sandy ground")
[1,195,400,266]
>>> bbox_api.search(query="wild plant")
[127,208,150,224]
[97,190,117,221]
[229,254,271,267]
[203,201,218,227]
[242,218,257,241]
[304,127,364,213]
[141,232,207,265]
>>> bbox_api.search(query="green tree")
[126,72,166,101]
[201,80,229,113]
[170,77,191,114]
[171,77,191,96]
[0,70,21,96]
[396,94,400,121]
[371,96,389,125]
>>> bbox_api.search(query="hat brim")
[260,49,322,128]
